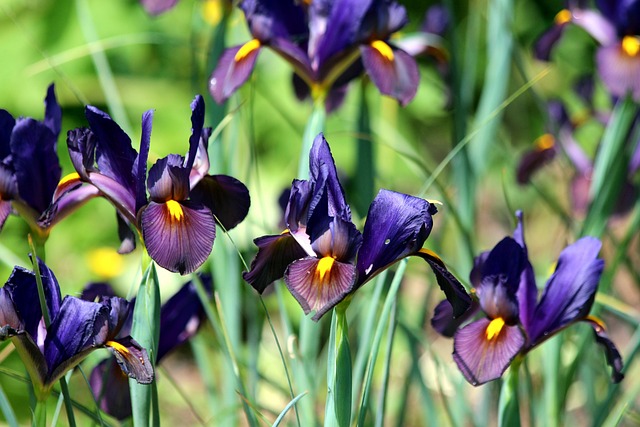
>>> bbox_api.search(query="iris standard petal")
[190,174,251,230]
[210,44,262,104]
[185,95,205,173]
[528,237,604,344]
[67,128,97,181]
[135,110,153,213]
[534,21,568,61]
[431,299,479,338]
[140,0,178,15]
[10,118,61,214]
[243,232,308,293]
[356,189,434,286]
[141,200,216,275]
[596,43,640,101]
[240,0,307,42]
[572,9,617,45]
[90,358,132,420]
[513,211,538,338]
[188,128,212,189]
[147,154,190,202]
[583,317,624,383]
[311,215,362,262]
[43,83,61,137]
[284,256,356,321]
[106,336,154,384]
[0,109,16,158]
[309,133,349,219]
[453,318,525,385]
[360,43,419,106]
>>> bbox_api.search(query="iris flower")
[432,211,624,386]
[243,133,470,320]
[43,95,250,275]
[82,275,212,420]
[210,0,420,110]
[0,84,61,240]
[0,259,153,399]
[535,0,640,101]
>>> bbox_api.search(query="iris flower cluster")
[432,212,624,386]
[210,0,421,110]
[243,133,471,320]
[0,259,153,400]
[43,95,250,274]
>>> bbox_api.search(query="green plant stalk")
[354,81,374,217]
[327,304,352,427]
[0,381,18,427]
[498,356,522,427]
[298,102,326,179]
[543,335,561,427]
[374,299,397,427]
[33,399,46,427]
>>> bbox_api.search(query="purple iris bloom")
[0,84,61,239]
[432,211,624,386]
[535,0,640,100]
[42,95,250,275]
[83,275,212,420]
[210,0,420,110]
[0,259,153,399]
[243,133,471,320]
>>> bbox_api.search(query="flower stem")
[498,355,522,427]
[326,303,352,427]
[33,399,46,427]
[298,101,326,179]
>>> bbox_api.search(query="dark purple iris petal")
[116,211,137,254]
[528,237,604,345]
[476,237,525,323]
[0,110,15,159]
[44,297,110,384]
[140,0,178,15]
[356,189,433,286]
[87,173,137,220]
[361,0,408,38]
[270,38,313,78]
[85,106,138,196]
[583,317,624,383]
[107,336,154,384]
[513,211,538,339]
[10,119,61,214]
[141,200,216,275]
[311,215,362,262]
[534,22,568,61]
[243,233,307,293]
[360,44,419,106]
[422,5,449,36]
[190,174,251,231]
[419,250,473,318]
[284,256,356,320]
[157,274,212,362]
[431,299,479,338]
[596,0,640,36]
[147,154,190,202]
[240,0,307,41]
[81,283,117,302]
[67,128,98,181]
[0,287,20,330]
[516,142,557,184]
[90,358,132,420]
[210,44,262,104]
[596,44,640,101]
[285,179,313,232]
[185,96,205,173]
[43,84,61,137]
[469,250,490,289]
[135,110,153,214]
[309,133,350,219]
[453,318,525,386]
[39,180,100,230]
[188,128,212,189]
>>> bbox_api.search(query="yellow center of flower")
[485,317,506,340]
[316,256,335,280]
[59,172,81,186]
[166,200,184,221]
[535,133,555,151]
[371,40,394,61]
[235,39,262,62]
[554,9,572,25]
[622,36,640,57]
[106,340,130,355]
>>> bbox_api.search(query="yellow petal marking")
[316,256,335,281]
[535,133,555,151]
[554,9,572,25]
[485,317,505,340]
[59,172,81,186]
[622,36,640,57]
[371,40,394,62]
[106,340,130,355]
[166,200,184,221]
[235,39,262,62]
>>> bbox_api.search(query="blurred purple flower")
[0,84,61,239]
[432,211,624,386]
[42,95,250,275]
[210,0,422,110]
[0,259,153,399]
[243,133,471,320]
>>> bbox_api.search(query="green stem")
[33,399,46,427]
[298,102,326,179]
[333,305,352,427]
[353,81,374,217]
[498,356,522,427]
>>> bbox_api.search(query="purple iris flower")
[535,0,640,101]
[0,84,61,239]
[0,259,153,399]
[210,0,420,110]
[432,211,624,386]
[243,133,471,320]
[82,275,212,420]
[42,95,250,275]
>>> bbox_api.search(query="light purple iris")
[0,259,153,399]
[535,0,640,101]
[83,275,212,420]
[432,211,624,386]
[210,0,420,111]
[42,95,250,275]
[243,133,471,320]
[0,84,61,239]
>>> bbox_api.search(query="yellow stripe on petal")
[106,340,130,355]
[371,40,394,62]
[622,36,640,57]
[418,248,442,262]
[316,256,335,280]
[485,317,505,340]
[235,39,261,62]
[59,172,81,186]
[554,9,572,25]
[535,133,555,151]
[166,200,184,221]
